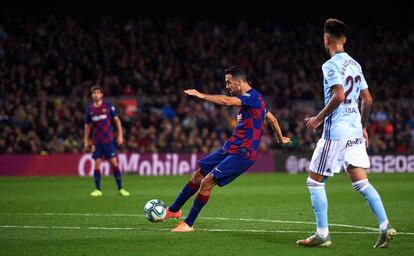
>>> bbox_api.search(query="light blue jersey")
[321,52,368,140]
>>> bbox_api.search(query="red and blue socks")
[94,169,101,190]
[184,193,210,227]
[169,181,200,213]
[113,168,123,190]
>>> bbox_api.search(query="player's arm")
[360,88,373,148]
[113,116,124,146]
[184,89,242,106]
[265,111,291,144]
[306,84,345,129]
[84,124,92,151]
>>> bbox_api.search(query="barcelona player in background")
[84,85,130,197]
[163,66,291,232]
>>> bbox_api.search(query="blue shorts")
[92,141,117,160]
[198,148,255,187]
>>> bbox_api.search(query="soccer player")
[297,19,396,248]
[84,85,130,197]
[163,65,291,232]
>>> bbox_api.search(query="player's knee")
[191,169,204,185]
[110,158,118,167]
[352,179,370,192]
[306,177,326,188]
[200,175,215,190]
[94,160,102,170]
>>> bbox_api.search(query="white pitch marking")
[0,224,413,235]
[0,212,408,233]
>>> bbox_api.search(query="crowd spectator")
[0,15,413,154]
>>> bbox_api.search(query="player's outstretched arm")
[184,89,242,106]
[306,84,345,130]
[266,111,291,144]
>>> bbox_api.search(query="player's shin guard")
[184,193,209,227]
[94,169,101,190]
[169,181,200,213]
[113,168,123,190]
[353,179,389,230]
[307,177,329,238]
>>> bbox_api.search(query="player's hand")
[117,136,124,146]
[305,116,323,130]
[84,142,95,153]
[362,128,369,148]
[279,136,292,145]
[184,89,203,99]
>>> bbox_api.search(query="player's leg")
[297,139,334,247]
[167,168,204,217]
[90,158,103,196]
[171,153,254,232]
[166,148,227,220]
[347,166,396,248]
[90,144,103,196]
[109,156,129,196]
[296,172,331,247]
[103,141,129,196]
[171,173,216,232]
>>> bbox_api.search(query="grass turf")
[0,173,413,256]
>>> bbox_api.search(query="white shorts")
[309,138,370,176]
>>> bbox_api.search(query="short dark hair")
[224,65,247,81]
[324,18,347,38]
[90,85,103,93]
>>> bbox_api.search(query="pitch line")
[0,212,378,231]
[0,224,413,235]
[1,212,411,234]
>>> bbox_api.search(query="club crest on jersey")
[328,69,335,77]
[102,108,107,113]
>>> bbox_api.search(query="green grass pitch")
[0,173,413,256]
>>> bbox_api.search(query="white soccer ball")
[144,199,167,222]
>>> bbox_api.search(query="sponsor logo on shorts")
[346,138,363,148]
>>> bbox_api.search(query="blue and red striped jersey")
[85,102,118,144]
[222,88,268,160]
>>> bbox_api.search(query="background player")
[163,66,291,232]
[297,18,396,248]
[84,85,130,197]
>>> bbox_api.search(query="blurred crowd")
[0,15,413,154]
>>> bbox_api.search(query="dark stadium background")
[0,1,413,256]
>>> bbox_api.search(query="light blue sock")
[353,179,388,227]
[307,177,328,236]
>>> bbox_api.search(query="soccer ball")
[144,199,167,222]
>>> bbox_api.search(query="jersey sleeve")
[108,103,118,119]
[237,93,261,108]
[322,62,342,88]
[84,107,92,124]
[359,72,369,90]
